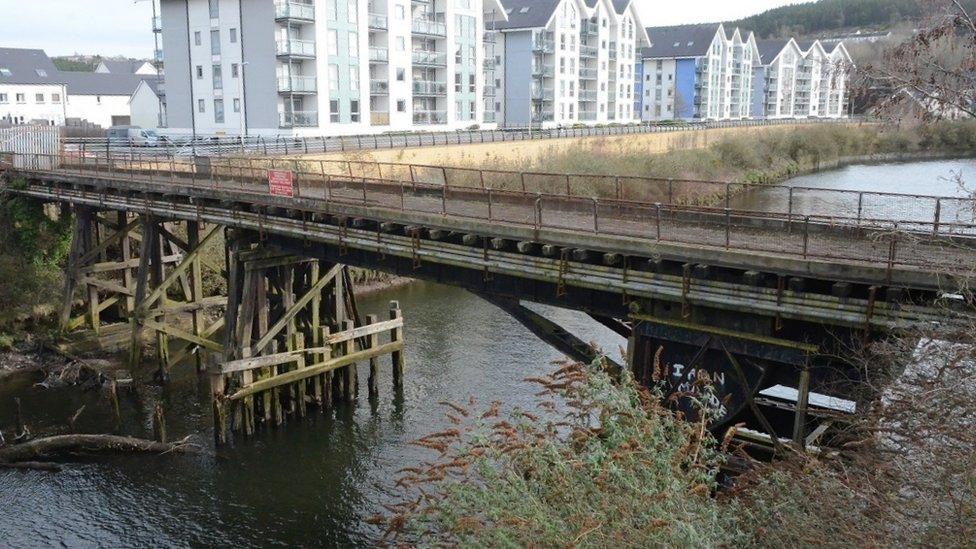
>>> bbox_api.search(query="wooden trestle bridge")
[1,151,974,447]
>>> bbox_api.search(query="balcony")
[154,49,164,63]
[276,38,316,59]
[369,47,388,63]
[413,110,447,124]
[152,15,162,32]
[581,20,598,35]
[579,110,597,121]
[579,90,597,101]
[279,110,318,128]
[531,111,554,123]
[277,75,317,93]
[413,80,447,96]
[531,87,554,101]
[371,111,390,125]
[608,48,617,61]
[483,58,495,71]
[580,45,597,57]
[412,17,447,37]
[368,13,388,30]
[483,111,496,123]
[532,64,554,78]
[483,85,496,97]
[580,67,597,80]
[532,39,554,54]
[275,1,315,22]
[370,79,389,95]
[412,50,446,67]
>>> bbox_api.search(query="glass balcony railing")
[154,49,164,63]
[277,75,317,93]
[371,111,390,125]
[483,111,496,123]
[275,1,315,21]
[579,90,597,101]
[581,20,598,35]
[580,67,597,79]
[531,64,554,78]
[532,39,554,53]
[279,110,318,127]
[579,111,597,121]
[413,110,447,124]
[580,45,597,57]
[531,111,554,123]
[276,38,316,58]
[369,47,388,62]
[413,80,447,95]
[412,17,447,37]
[370,79,389,94]
[368,13,387,30]
[152,15,162,32]
[531,87,554,101]
[412,50,446,66]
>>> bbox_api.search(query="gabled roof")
[0,48,63,85]
[642,23,723,59]
[98,59,152,74]
[61,72,148,96]
[494,0,563,30]
[755,38,797,65]
[610,0,631,14]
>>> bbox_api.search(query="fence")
[0,125,62,169]
[60,117,861,159]
[10,152,976,279]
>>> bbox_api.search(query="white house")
[752,38,803,119]
[0,48,68,126]
[62,72,161,128]
[751,38,851,119]
[95,59,159,76]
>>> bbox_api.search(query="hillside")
[729,0,976,39]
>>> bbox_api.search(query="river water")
[1,159,973,546]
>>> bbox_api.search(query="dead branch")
[0,434,198,464]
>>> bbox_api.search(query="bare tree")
[867,0,976,120]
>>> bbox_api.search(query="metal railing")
[59,117,865,159]
[8,152,976,279]
[368,13,387,30]
[276,38,316,58]
[411,17,446,37]
[370,79,389,95]
[412,50,446,66]
[368,47,388,62]
[275,0,315,21]
[413,80,447,96]
[277,75,318,93]
[413,110,447,125]
[278,111,318,128]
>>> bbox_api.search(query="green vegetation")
[52,56,99,72]
[0,183,72,329]
[501,121,976,202]
[729,0,976,38]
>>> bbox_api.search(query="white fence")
[0,125,63,169]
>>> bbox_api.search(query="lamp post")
[237,61,249,139]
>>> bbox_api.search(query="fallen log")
[0,461,63,472]
[0,434,198,464]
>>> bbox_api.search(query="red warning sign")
[268,169,294,197]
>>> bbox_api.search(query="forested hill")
[729,0,976,38]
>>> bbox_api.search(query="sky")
[0,0,798,59]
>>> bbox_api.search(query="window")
[196,66,203,79]
[395,4,404,19]
[211,30,221,55]
[455,45,462,64]
[329,64,339,91]
[348,31,359,57]
[214,99,225,123]
[396,68,405,81]
[397,99,406,112]
[349,66,359,90]
[0,93,7,103]
[347,0,358,23]
[35,93,44,103]
[208,0,219,18]
[231,63,239,78]
[327,0,338,19]
[468,74,475,92]
[35,69,48,77]
[0,68,11,77]
[52,93,61,102]
[454,73,461,92]
[396,37,405,51]
[195,31,202,46]
[329,99,340,122]
[213,65,223,90]
[233,98,241,112]
[198,99,205,113]
[15,93,25,103]
[328,30,338,55]
[230,28,238,44]
[96,95,102,104]
[350,99,360,122]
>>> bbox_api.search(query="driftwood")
[0,434,197,464]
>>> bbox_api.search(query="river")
[1,158,973,546]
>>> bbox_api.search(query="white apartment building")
[159,0,505,136]
[752,38,850,119]
[0,48,68,126]
[637,24,758,122]
[489,0,647,127]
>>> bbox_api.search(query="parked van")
[107,126,159,147]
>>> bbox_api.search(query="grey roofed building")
[0,47,64,85]
[97,59,154,74]
[755,38,793,65]
[493,0,562,30]
[642,23,723,59]
[60,72,149,96]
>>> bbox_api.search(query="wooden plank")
[79,277,135,297]
[250,264,342,355]
[217,351,304,374]
[143,320,224,352]
[226,340,403,401]
[76,217,140,267]
[168,317,225,367]
[140,226,221,310]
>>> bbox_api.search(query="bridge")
[2,150,974,449]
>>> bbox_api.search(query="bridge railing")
[60,117,862,159]
[10,152,976,277]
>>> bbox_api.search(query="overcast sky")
[0,0,797,58]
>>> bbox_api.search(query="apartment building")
[636,24,758,121]
[751,38,850,119]
[0,48,68,126]
[159,0,503,136]
[488,0,647,127]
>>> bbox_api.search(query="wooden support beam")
[140,226,221,311]
[128,216,157,367]
[143,320,224,352]
[249,264,342,356]
[367,314,380,398]
[390,301,404,389]
[517,241,539,254]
